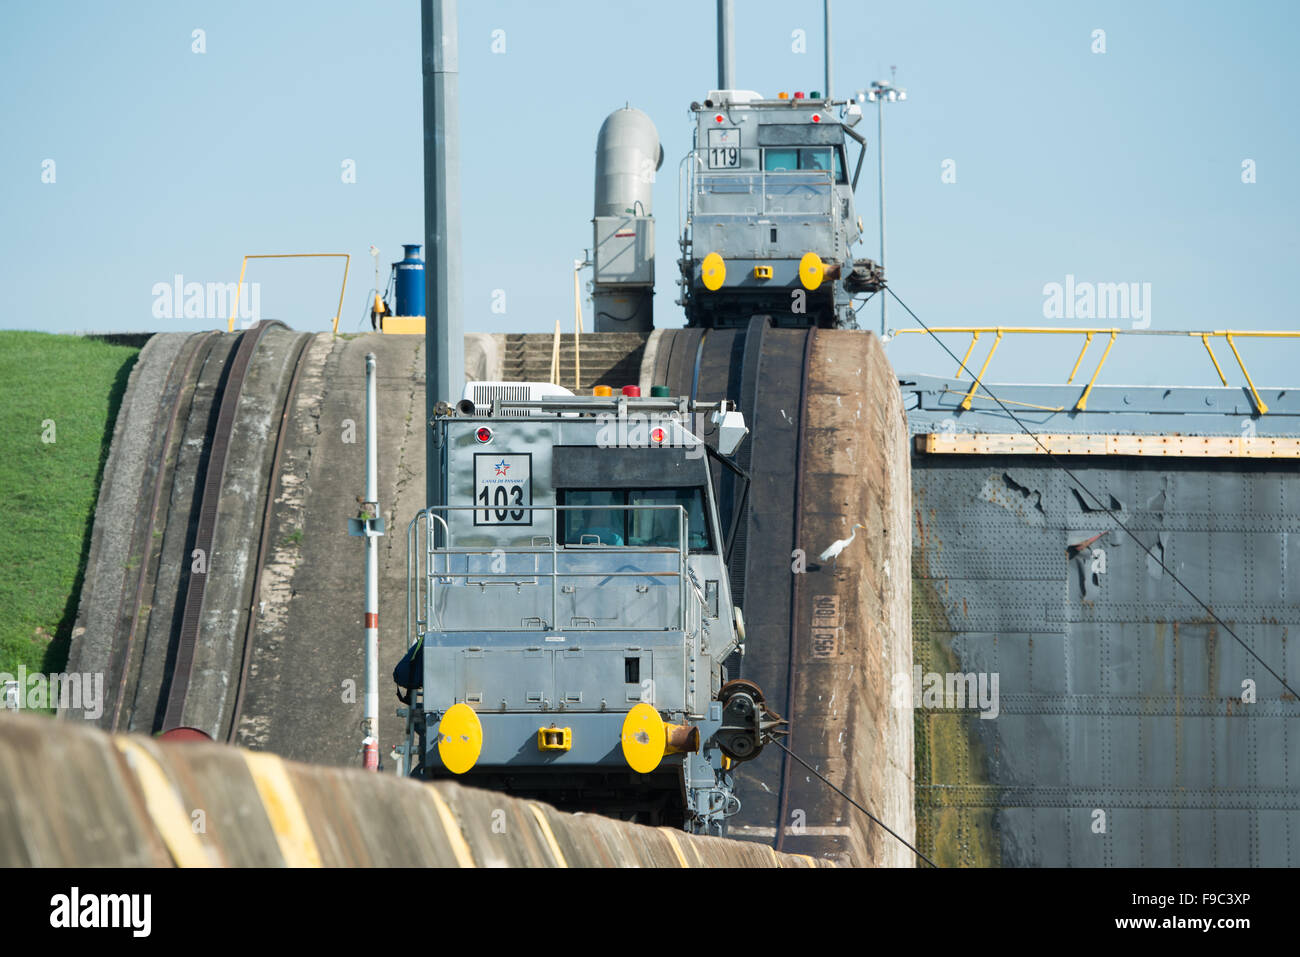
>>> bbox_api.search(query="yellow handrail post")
[1066,331,1094,384]
[1199,333,1228,386]
[954,331,980,379]
[1075,330,1117,411]
[332,254,351,335]
[960,329,1003,411]
[226,256,250,333]
[1225,333,1269,415]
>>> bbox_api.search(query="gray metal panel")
[593,216,654,285]
[443,418,557,546]
[911,416,1300,867]
[425,631,686,715]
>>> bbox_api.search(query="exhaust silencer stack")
[591,107,662,332]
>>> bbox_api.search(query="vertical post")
[362,352,380,771]
[877,96,887,337]
[551,508,558,631]
[680,507,687,631]
[550,318,561,386]
[573,261,585,391]
[823,0,833,99]
[717,0,734,90]
[423,0,464,510]
[370,245,382,331]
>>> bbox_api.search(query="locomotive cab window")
[561,488,712,552]
[763,148,798,172]
[563,490,624,546]
[763,147,846,183]
[628,489,709,550]
[801,147,832,172]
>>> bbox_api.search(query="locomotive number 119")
[708,146,739,168]
[706,128,740,169]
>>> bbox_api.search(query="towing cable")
[769,738,938,868]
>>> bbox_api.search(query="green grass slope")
[0,332,140,680]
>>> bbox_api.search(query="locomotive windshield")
[762,146,846,182]
[562,488,712,552]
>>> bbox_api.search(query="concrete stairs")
[502,332,648,394]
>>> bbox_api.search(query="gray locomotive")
[679,88,884,328]
[587,90,883,333]
[399,385,785,834]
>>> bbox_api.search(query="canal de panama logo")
[494,459,510,476]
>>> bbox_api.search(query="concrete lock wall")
[0,713,830,867]
[790,330,915,866]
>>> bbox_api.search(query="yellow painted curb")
[426,787,476,868]
[241,751,322,867]
[114,738,211,867]
[526,802,568,867]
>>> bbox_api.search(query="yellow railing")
[893,327,1300,415]
[225,253,351,334]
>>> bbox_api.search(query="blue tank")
[394,244,425,317]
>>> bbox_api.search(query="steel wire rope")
[769,738,937,867]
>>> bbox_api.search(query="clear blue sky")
[2,0,1297,387]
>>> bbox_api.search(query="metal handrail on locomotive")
[679,89,884,329]
[397,384,785,834]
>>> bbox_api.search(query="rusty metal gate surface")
[903,374,1300,866]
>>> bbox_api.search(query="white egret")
[819,523,865,567]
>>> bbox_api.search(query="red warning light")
[714,114,724,123]
[651,427,666,444]
[621,385,641,397]
[811,113,821,123]
[475,427,492,444]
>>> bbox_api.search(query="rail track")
[222,331,312,743]
[654,320,817,849]
[101,321,310,742]
[106,330,216,732]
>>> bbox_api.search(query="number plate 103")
[474,452,532,525]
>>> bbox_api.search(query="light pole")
[860,75,905,337]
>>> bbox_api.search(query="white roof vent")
[461,381,574,415]
[707,89,765,105]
